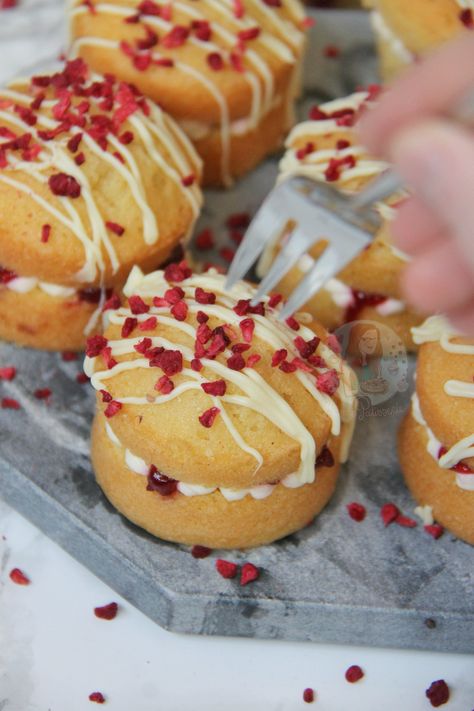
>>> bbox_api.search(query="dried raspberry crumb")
[199,406,220,428]
[195,287,216,304]
[207,52,224,70]
[155,375,174,394]
[89,691,106,704]
[164,286,185,304]
[324,44,340,58]
[216,559,238,579]
[327,334,341,354]
[41,224,51,243]
[128,294,149,315]
[337,139,351,150]
[268,293,282,308]
[171,300,188,321]
[424,524,444,540]
[76,373,90,384]
[285,315,300,331]
[316,446,334,468]
[1,398,20,410]
[246,354,261,368]
[240,562,259,586]
[201,380,226,397]
[459,8,473,28]
[303,688,314,703]
[9,568,30,585]
[238,26,261,41]
[86,335,108,358]
[0,0,18,9]
[104,401,122,418]
[94,602,118,620]
[152,349,183,376]
[181,173,195,187]
[139,316,157,331]
[195,228,215,250]
[220,246,235,262]
[395,514,417,528]
[316,369,339,395]
[34,388,51,400]
[296,141,315,160]
[345,665,364,683]
[425,680,450,707]
[272,349,287,367]
[380,502,400,526]
[49,172,81,198]
[62,351,78,361]
[121,317,137,338]
[105,221,125,236]
[191,545,212,559]
[226,213,251,230]
[164,261,191,283]
[240,318,255,343]
[0,366,16,380]
[279,360,297,373]
[227,353,246,371]
[346,502,366,522]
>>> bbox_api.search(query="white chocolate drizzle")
[370,11,413,65]
[85,268,357,490]
[410,315,474,490]
[0,67,202,331]
[411,393,474,491]
[67,0,307,185]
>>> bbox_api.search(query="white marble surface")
[1,2,474,710]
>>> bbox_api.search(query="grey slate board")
[1,8,474,654]
[1,348,474,653]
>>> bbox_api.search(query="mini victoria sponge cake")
[399,316,474,545]
[363,0,474,81]
[67,0,309,187]
[0,58,202,351]
[85,263,358,549]
[258,89,423,354]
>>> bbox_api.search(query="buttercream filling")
[178,95,283,141]
[105,420,307,501]
[295,255,406,317]
[3,275,76,298]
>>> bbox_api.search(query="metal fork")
[225,89,474,321]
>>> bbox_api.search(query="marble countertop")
[1,2,474,710]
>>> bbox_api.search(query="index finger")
[358,33,474,157]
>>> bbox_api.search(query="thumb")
[390,120,474,276]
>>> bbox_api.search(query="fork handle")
[351,86,474,210]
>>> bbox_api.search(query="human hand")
[359,34,474,334]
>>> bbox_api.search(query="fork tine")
[279,246,341,321]
[250,224,320,306]
[225,190,287,290]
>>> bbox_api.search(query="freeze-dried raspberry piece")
[346,502,366,522]
[216,559,238,579]
[191,545,211,559]
[94,602,118,620]
[9,568,30,585]
[240,562,259,586]
[380,502,399,526]
[425,680,449,707]
[345,665,364,683]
